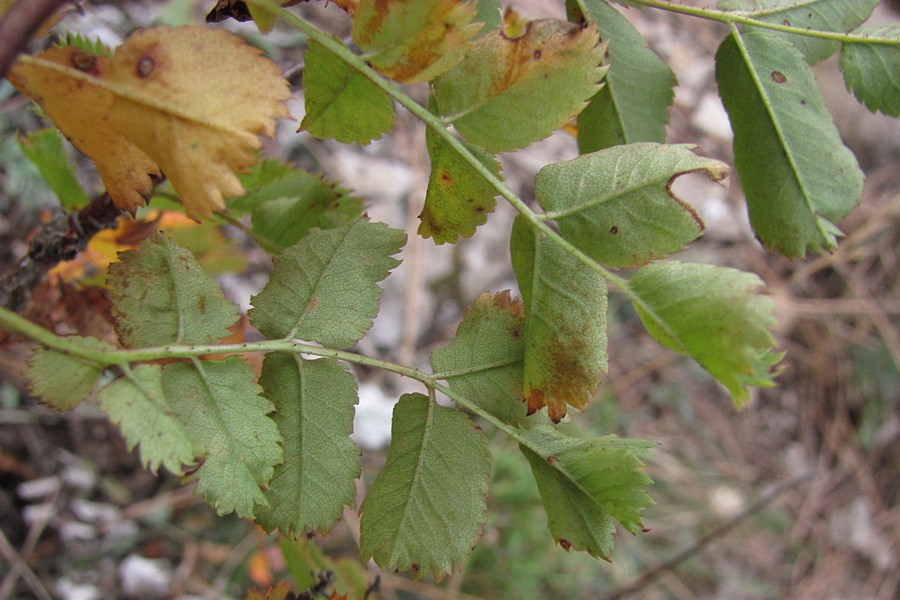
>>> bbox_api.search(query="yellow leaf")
[105,26,292,219]
[8,26,291,219]
[7,46,161,211]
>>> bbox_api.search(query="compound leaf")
[27,337,114,410]
[249,218,406,348]
[716,30,863,257]
[98,364,196,474]
[433,19,607,152]
[7,45,161,211]
[359,393,490,580]
[17,129,90,209]
[628,261,781,407]
[511,218,607,423]
[108,233,238,347]
[519,425,654,559]
[161,357,282,517]
[840,23,900,117]
[256,354,360,536]
[418,127,502,244]
[350,0,481,83]
[537,144,723,268]
[718,0,878,64]
[301,39,395,144]
[567,0,676,151]
[431,291,527,426]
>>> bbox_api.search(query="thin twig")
[0,529,52,600]
[603,474,812,600]
[0,0,69,78]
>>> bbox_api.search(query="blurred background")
[1,1,898,598]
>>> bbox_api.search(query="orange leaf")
[7,46,161,211]
[9,26,291,219]
[106,26,292,219]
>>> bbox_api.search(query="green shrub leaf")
[256,354,360,536]
[161,358,282,517]
[431,291,527,426]
[511,217,607,422]
[98,364,197,474]
[433,19,607,152]
[715,30,863,257]
[628,261,780,407]
[418,127,502,244]
[359,393,490,580]
[27,337,113,410]
[301,39,395,144]
[520,425,654,559]
[249,218,406,348]
[537,143,723,268]
[350,0,481,83]
[840,23,900,117]
[17,129,90,209]
[718,0,878,64]
[567,0,676,152]
[231,166,364,252]
[108,233,238,347]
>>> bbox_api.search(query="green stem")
[623,0,898,45]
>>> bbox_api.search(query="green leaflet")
[418,123,502,244]
[537,144,724,268]
[433,19,607,152]
[230,165,364,252]
[301,39,395,144]
[98,364,196,474]
[27,337,114,410]
[628,261,780,407]
[256,354,360,536]
[359,393,490,579]
[716,30,863,257]
[511,217,608,423]
[17,129,90,209]
[350,0,481,83]
[249,218,406,348]
[107,233,238,347]
[718,0,878,64]
[519,425,654,559]
[431,291,528,426]
[840,23,900,117]
[161,358,282,517]
[567,0,676,152]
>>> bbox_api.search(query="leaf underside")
[27,337,114,410]
[839,23,900,117]
[536,143,724,268]
[628,261,780,407]
[520,425,654,559]
[511,217,608,422]
[249,218,406,348]
[359,394,491,580]
[431,290,528,426]
[568,0,676,151]
[256,354,360,536]
[716,30,863,257]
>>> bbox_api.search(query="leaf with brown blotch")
[106,26,292,219]
[9,26,291,219]
[7,46,161,211]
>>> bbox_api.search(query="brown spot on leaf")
[533,49,542,59]
[546,455,557,465]
[71,51,97,72]
[410,564,420,573]
[558,539,572,551]
[610,225,619,234]
[198,295,207,314]
[771,71,787,84]
[137,55,155,78]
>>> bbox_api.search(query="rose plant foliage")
[1,0,897,585]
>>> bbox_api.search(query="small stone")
[119,554,173,598]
